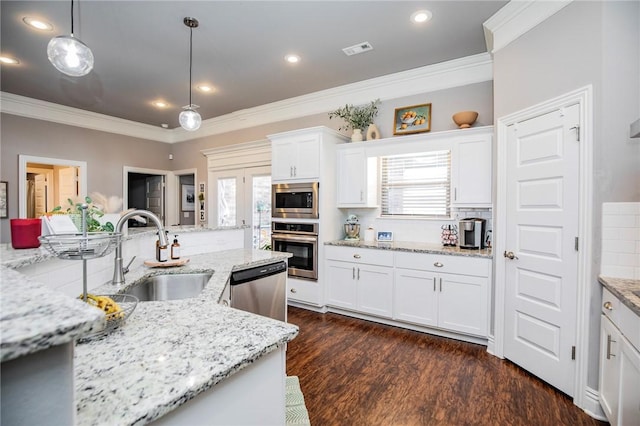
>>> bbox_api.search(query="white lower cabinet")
[325,245,491,339]
[394,265,488,337]
[599,288,640,426]
[325,246,393,318]
[287,277,322,307]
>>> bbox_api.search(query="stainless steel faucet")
[112,210,169,286]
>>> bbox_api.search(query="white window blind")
[380,150,451,218]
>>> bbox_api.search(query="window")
[380,150,451,218]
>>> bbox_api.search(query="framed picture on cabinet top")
[393,103,431,135]
[376,231,393,242]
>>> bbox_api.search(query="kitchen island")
[1,230,298,425]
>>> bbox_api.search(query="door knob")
[503,251,519,260]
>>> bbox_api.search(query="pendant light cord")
[70,0,75,36]
[188,26,193,107]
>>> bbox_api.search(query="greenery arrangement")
[51,196,115,232]
[328,99,380,131]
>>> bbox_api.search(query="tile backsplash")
[601,202,640,279]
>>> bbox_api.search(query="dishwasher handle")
[230,261,287,286]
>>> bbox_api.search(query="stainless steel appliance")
[227,261,287,322]
[459,218,486,249]
[271,222,318,280]
[272,182,319,219]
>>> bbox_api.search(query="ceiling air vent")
[342,42,373,56]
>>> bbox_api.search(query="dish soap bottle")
[171,235,181,260]
[156,231,169,262]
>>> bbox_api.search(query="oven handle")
[272,233,319,243]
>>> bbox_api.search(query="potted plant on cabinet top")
[328,99,380,142]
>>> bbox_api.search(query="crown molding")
[168,53,492,142]
[483,0,573,54]
[1,53,492,144]
[0,92,170,142]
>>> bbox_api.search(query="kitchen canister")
[364,226,375,242]
[10,218,42,249]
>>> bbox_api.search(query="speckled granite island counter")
[2,232,298,425]
[74,248,297,426]
[325,240,493,258]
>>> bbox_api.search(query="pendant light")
[47,0,94,77]
[179,17,202,132]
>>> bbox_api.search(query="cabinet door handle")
[294,166,297,177]
[439,277,443,292]
[357,267,360,280]
[433,277,436,292]
[434,262,443,268]
[353,267,355,280]
[290,288,297,293]
[603,301,613,311]
[290,166,293,177]
[607,334,616,359]
[353,254,361,259]
[360,190,364,201]
[454,187,457,201]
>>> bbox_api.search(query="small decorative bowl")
[78,294,138,342]
[452,111,478,129]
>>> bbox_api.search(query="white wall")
[493,0,640,391]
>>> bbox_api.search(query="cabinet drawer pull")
[353,254,361,259]
[603,301,613,311]
[607,334,616,359]
[434,262,444,268]
[290,288,297,293]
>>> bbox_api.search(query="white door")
[211,166,271,249]
[57,166,78,205]
[503,104,580,396]
[145,175,165,223]
[34,173,48,217]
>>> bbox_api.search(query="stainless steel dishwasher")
[227,261,287,322]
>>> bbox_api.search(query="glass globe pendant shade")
[179,107,202,131]
[47,35,94,77]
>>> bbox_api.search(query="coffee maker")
[459,218,486,249]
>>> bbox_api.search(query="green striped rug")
[286,376,311,426]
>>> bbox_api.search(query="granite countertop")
[598,275,640,317]
[0,225,245,270]
[325,240,493,259]
[0,266,105,362]
[75,248,297,426]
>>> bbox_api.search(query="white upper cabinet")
[336,147,378,208]
[271,133,321,181]
[451,135,492,207]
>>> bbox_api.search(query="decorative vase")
[351,128,363,142]
[366,124,380,140]
[452,111,478,129]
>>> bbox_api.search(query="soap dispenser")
[156,232,168,262]
[171,235,181,260]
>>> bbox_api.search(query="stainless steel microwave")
[272,182,319,219]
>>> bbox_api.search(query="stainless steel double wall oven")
[271,182,319,280]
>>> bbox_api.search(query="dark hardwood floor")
[286,307,607,426]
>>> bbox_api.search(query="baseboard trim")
[580,386,607,421]
[287,301,328,314]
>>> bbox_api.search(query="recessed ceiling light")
[152,100,169,108]
[0,56,20,65]
[411,10,432,24]
[23,17,53,31]
[285,54,300,64]
[197,84,215,93]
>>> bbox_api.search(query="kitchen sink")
[125,272,213,301]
